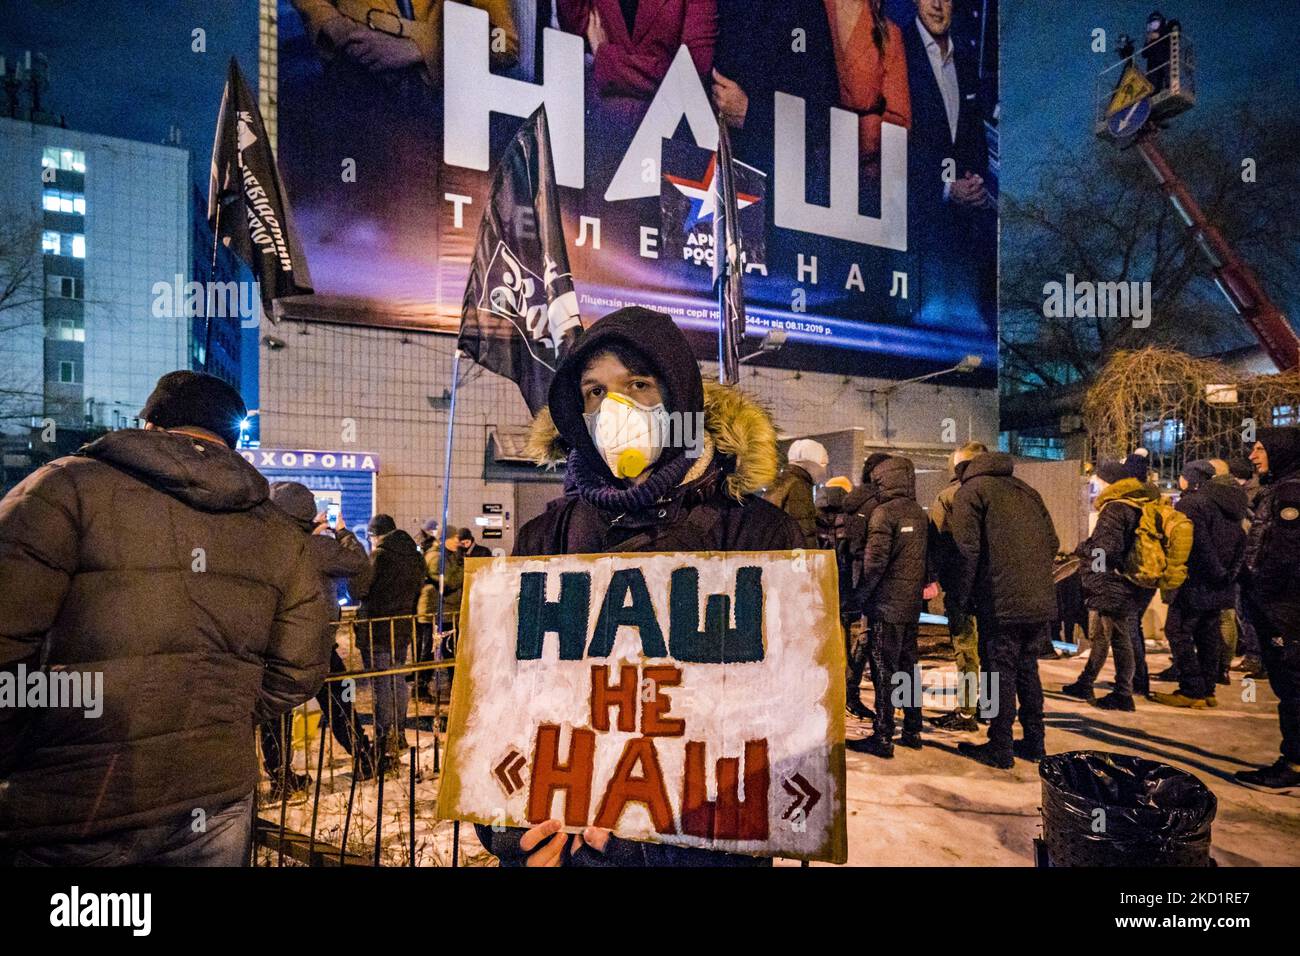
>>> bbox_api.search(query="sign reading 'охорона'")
[436,550,847,863]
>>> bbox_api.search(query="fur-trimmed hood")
[524,381,780,500]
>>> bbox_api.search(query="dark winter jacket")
[765,463,818,548]
[838,482,880,560]
[355,530,425,620]
[476,309,801,868]
[949,453,1059,625]
[0,429,330,845]
[1077,477,1158,617]
[307,528,368,624]
[814,485,846,549]
[1174,481,1247,612]
[824,482,879,612]
[857,458,928,624]
[1245,426,1300,631]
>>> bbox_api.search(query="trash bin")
[1039,751,1216,866]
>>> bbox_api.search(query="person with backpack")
[846,455,929,758]
[1236,427,1300,789]
[1151,461,1246,709]
[927,441,988,732]
[1062,460,1191,711]
[764,439,827,547]
[1123,449,1159,695]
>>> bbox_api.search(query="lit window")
[56,319,85,342]
[71,234,85,258]
[43,190,85,214]
[1275,405,1298,427]
[44,147,86,172]
[42,231,61,254]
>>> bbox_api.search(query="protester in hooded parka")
[474,307,804,866]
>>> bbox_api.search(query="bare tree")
[0,216,47,427]
[1000,106,1300,399]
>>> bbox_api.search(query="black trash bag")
[1039,751,1216,867]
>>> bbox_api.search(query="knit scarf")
[566,446,696,514]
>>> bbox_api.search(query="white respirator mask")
[583,391,671,480]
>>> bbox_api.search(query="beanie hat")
[1096,460,1129,484]
[368,514,397,537]
[140,370,246,447]
[1123,449,1151,482]
[269,481,317,526]
[1181,459,1216,490]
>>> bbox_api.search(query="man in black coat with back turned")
[1237,427,1300,789]
[1151,461,1246,709]
[354,514,426,759]
[0,371,329,865]
[847,456,928,759]
[948,452,1059,769]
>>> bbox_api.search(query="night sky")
[0,0,259,188]
[4,0,1297,384]
[1001,0,1300,198]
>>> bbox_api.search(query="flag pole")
[205,197,222,375]
[717,269,727,385]
[434,348,464,649]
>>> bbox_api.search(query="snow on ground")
[256,642,1300,867]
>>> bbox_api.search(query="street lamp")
[860,355,984,442]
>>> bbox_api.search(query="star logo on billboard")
[664,156,759,230]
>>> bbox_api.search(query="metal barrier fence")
[252,611,475,867]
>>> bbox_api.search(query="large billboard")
[276,0,998,376]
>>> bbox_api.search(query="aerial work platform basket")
[1094,30,1195,141]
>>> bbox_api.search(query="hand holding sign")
[437,550,848,863]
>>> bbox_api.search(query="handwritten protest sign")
[436,550,847,863]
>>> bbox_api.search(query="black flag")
[208,57,312,321]
[459,105,582,415]
[713,117,747,385]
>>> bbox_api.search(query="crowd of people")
[0,369,505,862]
[265,512,494,799]
[765,431,1300,789]
[1,314,1297,866]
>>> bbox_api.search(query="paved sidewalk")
[821,652,1299,866]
